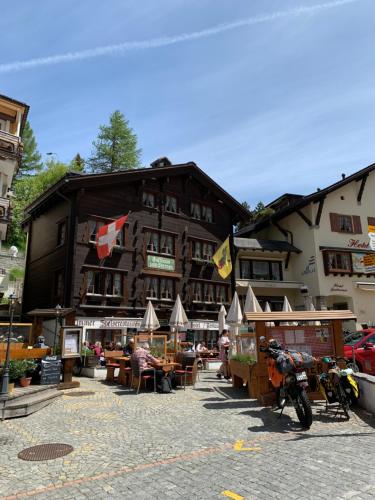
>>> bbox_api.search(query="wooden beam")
[314,197,325,226]
[357,174,368,203]
[273,221,288,238]
[296,209,312,227]
[285,251,291,270]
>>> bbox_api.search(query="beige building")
[0,94,29,242]
[236,163,375,329]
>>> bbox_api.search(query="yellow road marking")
[233,440,261,452]
[222,490,244,500]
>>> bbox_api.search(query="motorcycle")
[260,337,313,429]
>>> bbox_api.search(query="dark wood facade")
[22,160,249,322]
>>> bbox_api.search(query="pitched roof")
[236,162,375,236]
[24,161,250,221]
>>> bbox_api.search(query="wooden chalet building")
[22,158,249,345]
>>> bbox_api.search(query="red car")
[344,329,375,375]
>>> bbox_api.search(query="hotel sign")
[147,255,175,272]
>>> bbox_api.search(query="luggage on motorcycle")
[275,350,314,374]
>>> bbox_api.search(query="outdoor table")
[114,356,130,385]
[159,361,181,373]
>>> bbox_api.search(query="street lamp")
[0,294,16,396]
[53,304,62,354]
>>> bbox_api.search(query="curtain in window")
[193,241,201,258]
[204,283,214,302]
[191,203,201,219]
[216,286,226,303]
[143,192,155,207]
[203,243,213,259]
[87,271,94,293]
[166,195,177,213]
[193,282,202,301]
[114,274,122,296]
[165,235,173,255]
[89,221,98,242]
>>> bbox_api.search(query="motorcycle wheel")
[276,387,287,409]
[337,384,350,419]
[295,389,313,429]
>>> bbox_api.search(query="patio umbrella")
[218,305,227,334]
[226,292,243,356]
[264,301,275,327]
[169,294,188,351]
[281,296,298,326]
[140,301,160,336]
[243,285,262,313]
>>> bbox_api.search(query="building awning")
[234,237,301,253]
[236,279,304,290]
[244,310,356,322]
[356,282,375,291]
[27,308,75,318]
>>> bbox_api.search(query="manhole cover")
[18,443,73,461]
[64,391,95,397]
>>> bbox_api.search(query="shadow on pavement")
[203,400,261,410]
[286,431,375,441]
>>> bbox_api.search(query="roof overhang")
[236,279,304,290]
[234,237,301,253]
[27,308,75,318]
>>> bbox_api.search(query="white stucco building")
[0,94,29,242]
[236,163,375,329]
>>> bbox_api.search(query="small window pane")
[191,203,201,220]
[339,215,353,232]
[271,262,281,280]
[240,261,251,279]
[143,192,155,208]
[252,261,270,280]
[165,195,177,213]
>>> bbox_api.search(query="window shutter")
[329,213,339,232]
[352,216,362,234]
[367,217,375,227]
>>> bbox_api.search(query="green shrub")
[230,354,256,364]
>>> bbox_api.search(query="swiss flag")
[96,214,128,260]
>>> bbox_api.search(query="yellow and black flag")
[213,237,232,279]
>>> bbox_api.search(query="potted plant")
[20,359,37,387]
[9,360,23,392]
[229,354,257,398]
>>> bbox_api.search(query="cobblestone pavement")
[0,372,375,500]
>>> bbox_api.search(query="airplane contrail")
[0,0,359,74]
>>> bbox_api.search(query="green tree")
[7,160,71,249]
[70,153,85,173]
[251,201,274,221]
[18,121,43,177]
[88,110,141,173]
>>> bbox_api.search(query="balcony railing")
[0,130,22,158]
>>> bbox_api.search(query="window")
[191,202,201,220]
[326,251,352,273]
[0,119,10,133]
[239,259,282,281]
[216,285,227,304]
[89,220,124,247]
[202,205,213,223]
[190,202,214,222]
[105,273,123,296]
[54,270,64,302]
[330,213,362,234]
[87,271,102,294]
[145,277,175,300]
[191,240,214,261]
[145,230,176,256]
[204,283,214,303]
[165,195,178,214]
[143,191,156,208]
[192,282,202,302]
[191,281,228,303]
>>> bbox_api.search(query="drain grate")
[64,391,95,397]
[18,443,73,461]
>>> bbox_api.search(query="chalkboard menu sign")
[40,355,61,385]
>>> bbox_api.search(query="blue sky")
[1,0,373,207]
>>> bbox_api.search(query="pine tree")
[88,111,141,173]
[70,153,85,173]
[18,121,43,177]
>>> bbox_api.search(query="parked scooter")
[260,337,313,429]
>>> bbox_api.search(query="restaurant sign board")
[147,255,175,271]
[363,253,375,273]
[75,317,142,329]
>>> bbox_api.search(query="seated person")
[131,341,165,390]
[196,341,208,352]
[81,341,92,355]
[123,338,135,356]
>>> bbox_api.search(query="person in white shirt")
[196,341,208,352]
[217,330,231,379]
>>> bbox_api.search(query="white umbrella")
[281,296,298,326]
[264,301,275,327]
[218,305,227,334]
[243,285,262,313]
[169,294,188,351]
[140,301,160,335]
[226,292,243,356]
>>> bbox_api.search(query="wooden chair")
[174,359,199,390]
[130,358,156,394]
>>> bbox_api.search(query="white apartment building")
[0,94,29,241]
[236,163,375,329]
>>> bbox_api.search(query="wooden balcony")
[0,130,22,159]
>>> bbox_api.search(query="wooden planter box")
[230,360,254,398]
